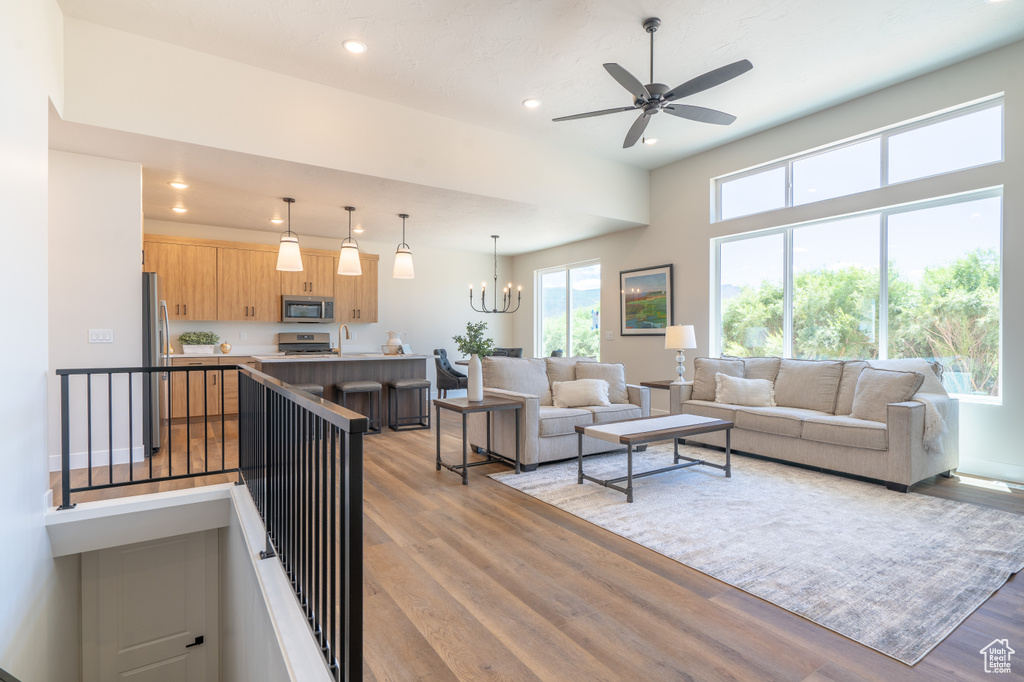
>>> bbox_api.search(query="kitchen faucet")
[337,324,350,356]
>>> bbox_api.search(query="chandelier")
[470,235,521,314]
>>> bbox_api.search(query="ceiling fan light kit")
[393,213,415,279]
[275,197,304,272]
[338,206,362,276]
[552,17,752,148]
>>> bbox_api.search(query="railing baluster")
[87,374,93,488]
[108,373,114,485]
[128,372,134,483]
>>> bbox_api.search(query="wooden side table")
[433,396,522,485]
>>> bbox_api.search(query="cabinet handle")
[212,374,217,385]
[183,304,187,315]
[252,306,256,317]
[176,304,180,315]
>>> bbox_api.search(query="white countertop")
[252,353,432,363]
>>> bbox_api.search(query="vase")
[467,354,483,402]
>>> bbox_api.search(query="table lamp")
[665,324,697,383]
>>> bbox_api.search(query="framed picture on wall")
[620,264,673,336]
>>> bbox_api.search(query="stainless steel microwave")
[281,295,335,323]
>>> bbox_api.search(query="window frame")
[712,187,1004,402]
[534,258,601,359]
[713,96,1004,222]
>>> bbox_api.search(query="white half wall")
[0,2,81,681]
[512,39,1024,483]
[62,18,648,227]
[48,150,144,470]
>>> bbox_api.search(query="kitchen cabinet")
[219,356,256,415]
[167,357,220,420]
[143,240,218,320]
[281,253,335,297]
[334,255,379,323]
[217,248,279,321]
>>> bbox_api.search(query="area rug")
[490,444,1024,665]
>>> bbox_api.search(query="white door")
[82,530,219,682]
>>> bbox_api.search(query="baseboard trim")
[957,458,1024,485]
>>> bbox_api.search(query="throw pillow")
[575,362,629,404]
[850,368,926,423]
[692,358,744,401]
[551,379,611,409]
[544,356,596,384]
[773,358,844,413]
[714,374,776,407]
[834,361,869,415]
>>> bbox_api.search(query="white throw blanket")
[868,359,950,455]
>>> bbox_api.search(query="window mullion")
[783,228,794,358]
[878,214,889,360]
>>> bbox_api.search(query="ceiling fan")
[553,17,753,148]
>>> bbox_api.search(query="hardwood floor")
[53,412,1024,680]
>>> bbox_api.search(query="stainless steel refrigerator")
[142,272,169,455]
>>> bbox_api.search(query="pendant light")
[337,206,362,276]
[469,235,521,314]
[275,197,304,272]
[393,213,415,279]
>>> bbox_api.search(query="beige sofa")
[467,356,651,470]
[669,357,959,491]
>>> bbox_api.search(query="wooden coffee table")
[575,414,733,503]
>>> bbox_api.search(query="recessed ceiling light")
[169,181,189,189]
[343,40,367,54]
[522,98,541,109]
[353,226,365,234]
[270,218,284,224]
[643,137,658,145]
[171,207,188,213]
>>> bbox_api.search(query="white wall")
[48,151,144,470]
[145,220,514,392]
[512,39,1024,483]
[62,18,648,227]
[0,2,81,681]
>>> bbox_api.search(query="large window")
[537,261,601,359]
[716,98,1003,221]
[715,191,1002,398]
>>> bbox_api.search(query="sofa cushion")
[682,400,738,423]
[692,358,744,401]
[484,357,552,406]
[741,356,782,382]
[802,415,888,451]
[537,406,593,437]
[773,359,843,412]
[584,403,643,424]
[734,406,823,438]
[551,379,610,409]
[850,368,925,423]
[544,356,596,384]
[834,361,869,416]
[576,362,629,404]
[715,374,776,407]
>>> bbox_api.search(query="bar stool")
[288,383,324,399]
[388,378,431,431]
[335,380,382,434]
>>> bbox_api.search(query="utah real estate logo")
[980,639,1015,674]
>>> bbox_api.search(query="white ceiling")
[51,0,1024,251]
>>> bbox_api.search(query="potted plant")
[178,331,220,355]
[452,322,494,402]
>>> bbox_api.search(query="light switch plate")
[604,331,614,340]
[88,329,114,343]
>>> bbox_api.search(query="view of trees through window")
[719,194,1001,397]
[539,263,601,359]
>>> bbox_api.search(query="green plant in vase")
[452,321,493,402]
[178,331,220,354]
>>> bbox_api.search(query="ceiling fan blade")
[623,112,650,148]
[552,105,639,122]
[664,104,737,125]
[603,63,651,101]
[664,59,753,102]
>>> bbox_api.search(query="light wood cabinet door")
[218,356,256,415]
[216,249,280,322]
[145,241,217,320]
[250,250,281,321]
[281,253,334,297]
[334,255,378,323]
[168,358,220,419]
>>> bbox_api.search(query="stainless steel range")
[278,332,333,354]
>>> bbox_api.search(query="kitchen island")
[253,353,432,428]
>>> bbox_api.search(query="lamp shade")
[393,247,414,279]
[276,235,303,272]
[337,243,362,276]
[665,324,697,350]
